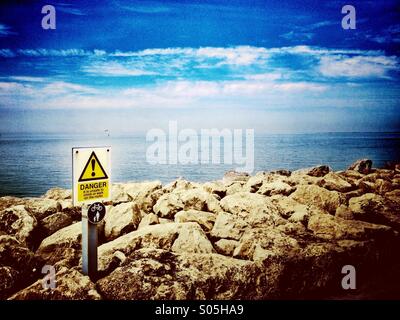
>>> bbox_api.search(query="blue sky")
[0,0,399,133]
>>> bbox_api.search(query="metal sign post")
[72,147,111,280]
[82,205,98,279]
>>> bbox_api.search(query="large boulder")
[96,248,268,300]
[0,196,26,212]
[210,211,248,240]
[0,236,41,299]
[137,213,159,229]
[41,212,73,237]
[153,188,222,219]
[317,172,354,193]
[174,210,216,233]
[97,222,214,272]
[104,202,141,241]
[24,198,60,221]
[348,159,372,174]
[220,192,284,227]
[123,181,163,214]
[257,180,296,196]
[289,185,346,215]
[214,239,240,256]
[42,188,71,201]
[0,205,37,246]
[348,193,400,229]
[293,165,330,177]
[273,197,323,224]
[9,267,101,300]
[0,266,19,299]
[233,227,300,263]
[308,214,392,240]
[222,171,250,184]
[202,181,227,199]
[36,222,82,267]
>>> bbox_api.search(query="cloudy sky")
[0,0,399,133]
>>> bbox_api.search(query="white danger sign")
[72,147,111,206]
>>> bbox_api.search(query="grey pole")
[82,204,98,280]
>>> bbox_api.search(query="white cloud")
[319,55,398,78]
[83,61,158,77]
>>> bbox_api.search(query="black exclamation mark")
[91,159,96,177]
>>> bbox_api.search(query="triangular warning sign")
[78,151,108,182]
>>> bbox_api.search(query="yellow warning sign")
[72,147,111,205]
[79,151,108,182]
[78,181,109,202]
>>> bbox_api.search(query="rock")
[0,266,19,299]
[41,212,73,237]
[214,239,239,256]
[226,182,245,195]
[97,222,214,272]
[293,165,330,177]
[220,192,282,223]
[202,181,227,198]
[96,248,268,300]
[24,198,60,221]
[0,236,41,299]
[222,171,250,184]
[180,188,222,213]
[159,218,173,224]
[110,184,131,204]
[385,189,400,203]
[270,169,291,177]
[58,200,81,221]
[308,214,392,240]
[244,172,267,193]
[104,203,141,241]
[287,173,321,186]
[317,172,353,193]
[42,188,71,201]
[163,178,199,193]
[138,213,159,229]
[233,227,300,263]
[335,205,354,220]
[348,193,400,229]
[257,180,296,196]
[343,189,365,202]
[0,196,25,212]
[174,210,216,232]
[307,165,331,177]
[290,185,345,215]
[9,267,101,300]
[210,211,248,240]
[171,223,215,254]
[338,170,365,183]
[36,222,82,266]
[153,192,183,218]
[0,205,37,246]
[374,179,393,195]
[348,159,372,174]
[153,188,222,219]
[273,197,323,223]
[123,181,163,214]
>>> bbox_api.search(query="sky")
[0,0,399,133]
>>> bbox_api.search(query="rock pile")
[1,159,400,299]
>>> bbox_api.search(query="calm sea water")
[0,132,399,197]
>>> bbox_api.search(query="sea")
[0,132,399,197]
